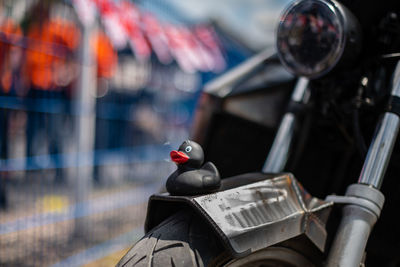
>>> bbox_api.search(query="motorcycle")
[118,0,400,266]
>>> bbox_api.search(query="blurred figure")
[92,29,117,97]
[24,10,80,182]
[92,29,117,183]
[0,18,23,158]
[0,16,23,209]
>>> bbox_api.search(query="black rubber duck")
[166,140,221,196]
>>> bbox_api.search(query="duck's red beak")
[170,150,189,164]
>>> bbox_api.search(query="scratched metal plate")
[194,174,332,255]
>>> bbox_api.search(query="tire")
[117,209,320,267]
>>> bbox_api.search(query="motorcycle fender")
[145,173,333,257]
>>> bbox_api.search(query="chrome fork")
[262,62,400,266]
[326,61,400,267]
[262,77,309,172]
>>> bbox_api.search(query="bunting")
[72,0,226,73]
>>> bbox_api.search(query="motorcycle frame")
[264,61,400,266]
[324,61,400,266]
[144,49,400,266]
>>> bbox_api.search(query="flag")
[164,25,197,73]
[118,0,151,61]
[141,13,172,64]
[94,0,128,49]
[71,0,226,72]
[181,27,215,72]
[194,25,226,72]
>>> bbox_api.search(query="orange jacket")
[25,19,80,90]
[91,31,117,79]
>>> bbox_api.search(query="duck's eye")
[185,146,192,153]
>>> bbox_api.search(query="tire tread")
[117,209,222,267]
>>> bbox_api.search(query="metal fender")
[145,173,333,257]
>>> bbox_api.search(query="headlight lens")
[277,0,346,78]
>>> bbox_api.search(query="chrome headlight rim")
[276,0,349,79]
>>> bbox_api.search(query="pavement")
[0,176,161,267]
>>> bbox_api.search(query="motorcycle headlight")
[277,0,361,78]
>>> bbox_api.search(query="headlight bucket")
[276,0,361,78]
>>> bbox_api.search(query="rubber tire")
[117,209,320,267]
[117,209,225,267]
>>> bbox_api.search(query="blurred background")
[0,0,290,266]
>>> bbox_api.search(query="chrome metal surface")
[194,173,332,255]
[358,61,400,188]
[262,113,296,172]
[326,195,381,217]
[291,77,311,102]
[277,0,361,79]
[392,61,400,96]
[262,78,309,172]
[346,183,385,211]
[326,184,385,217]
[326,205,377,267]
[205,48,277,98]
[326,63,400,267]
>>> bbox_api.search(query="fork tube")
[358,113,400,188]
[327,61,400,267]
[262,77,309,173]
[358,64,400,188]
